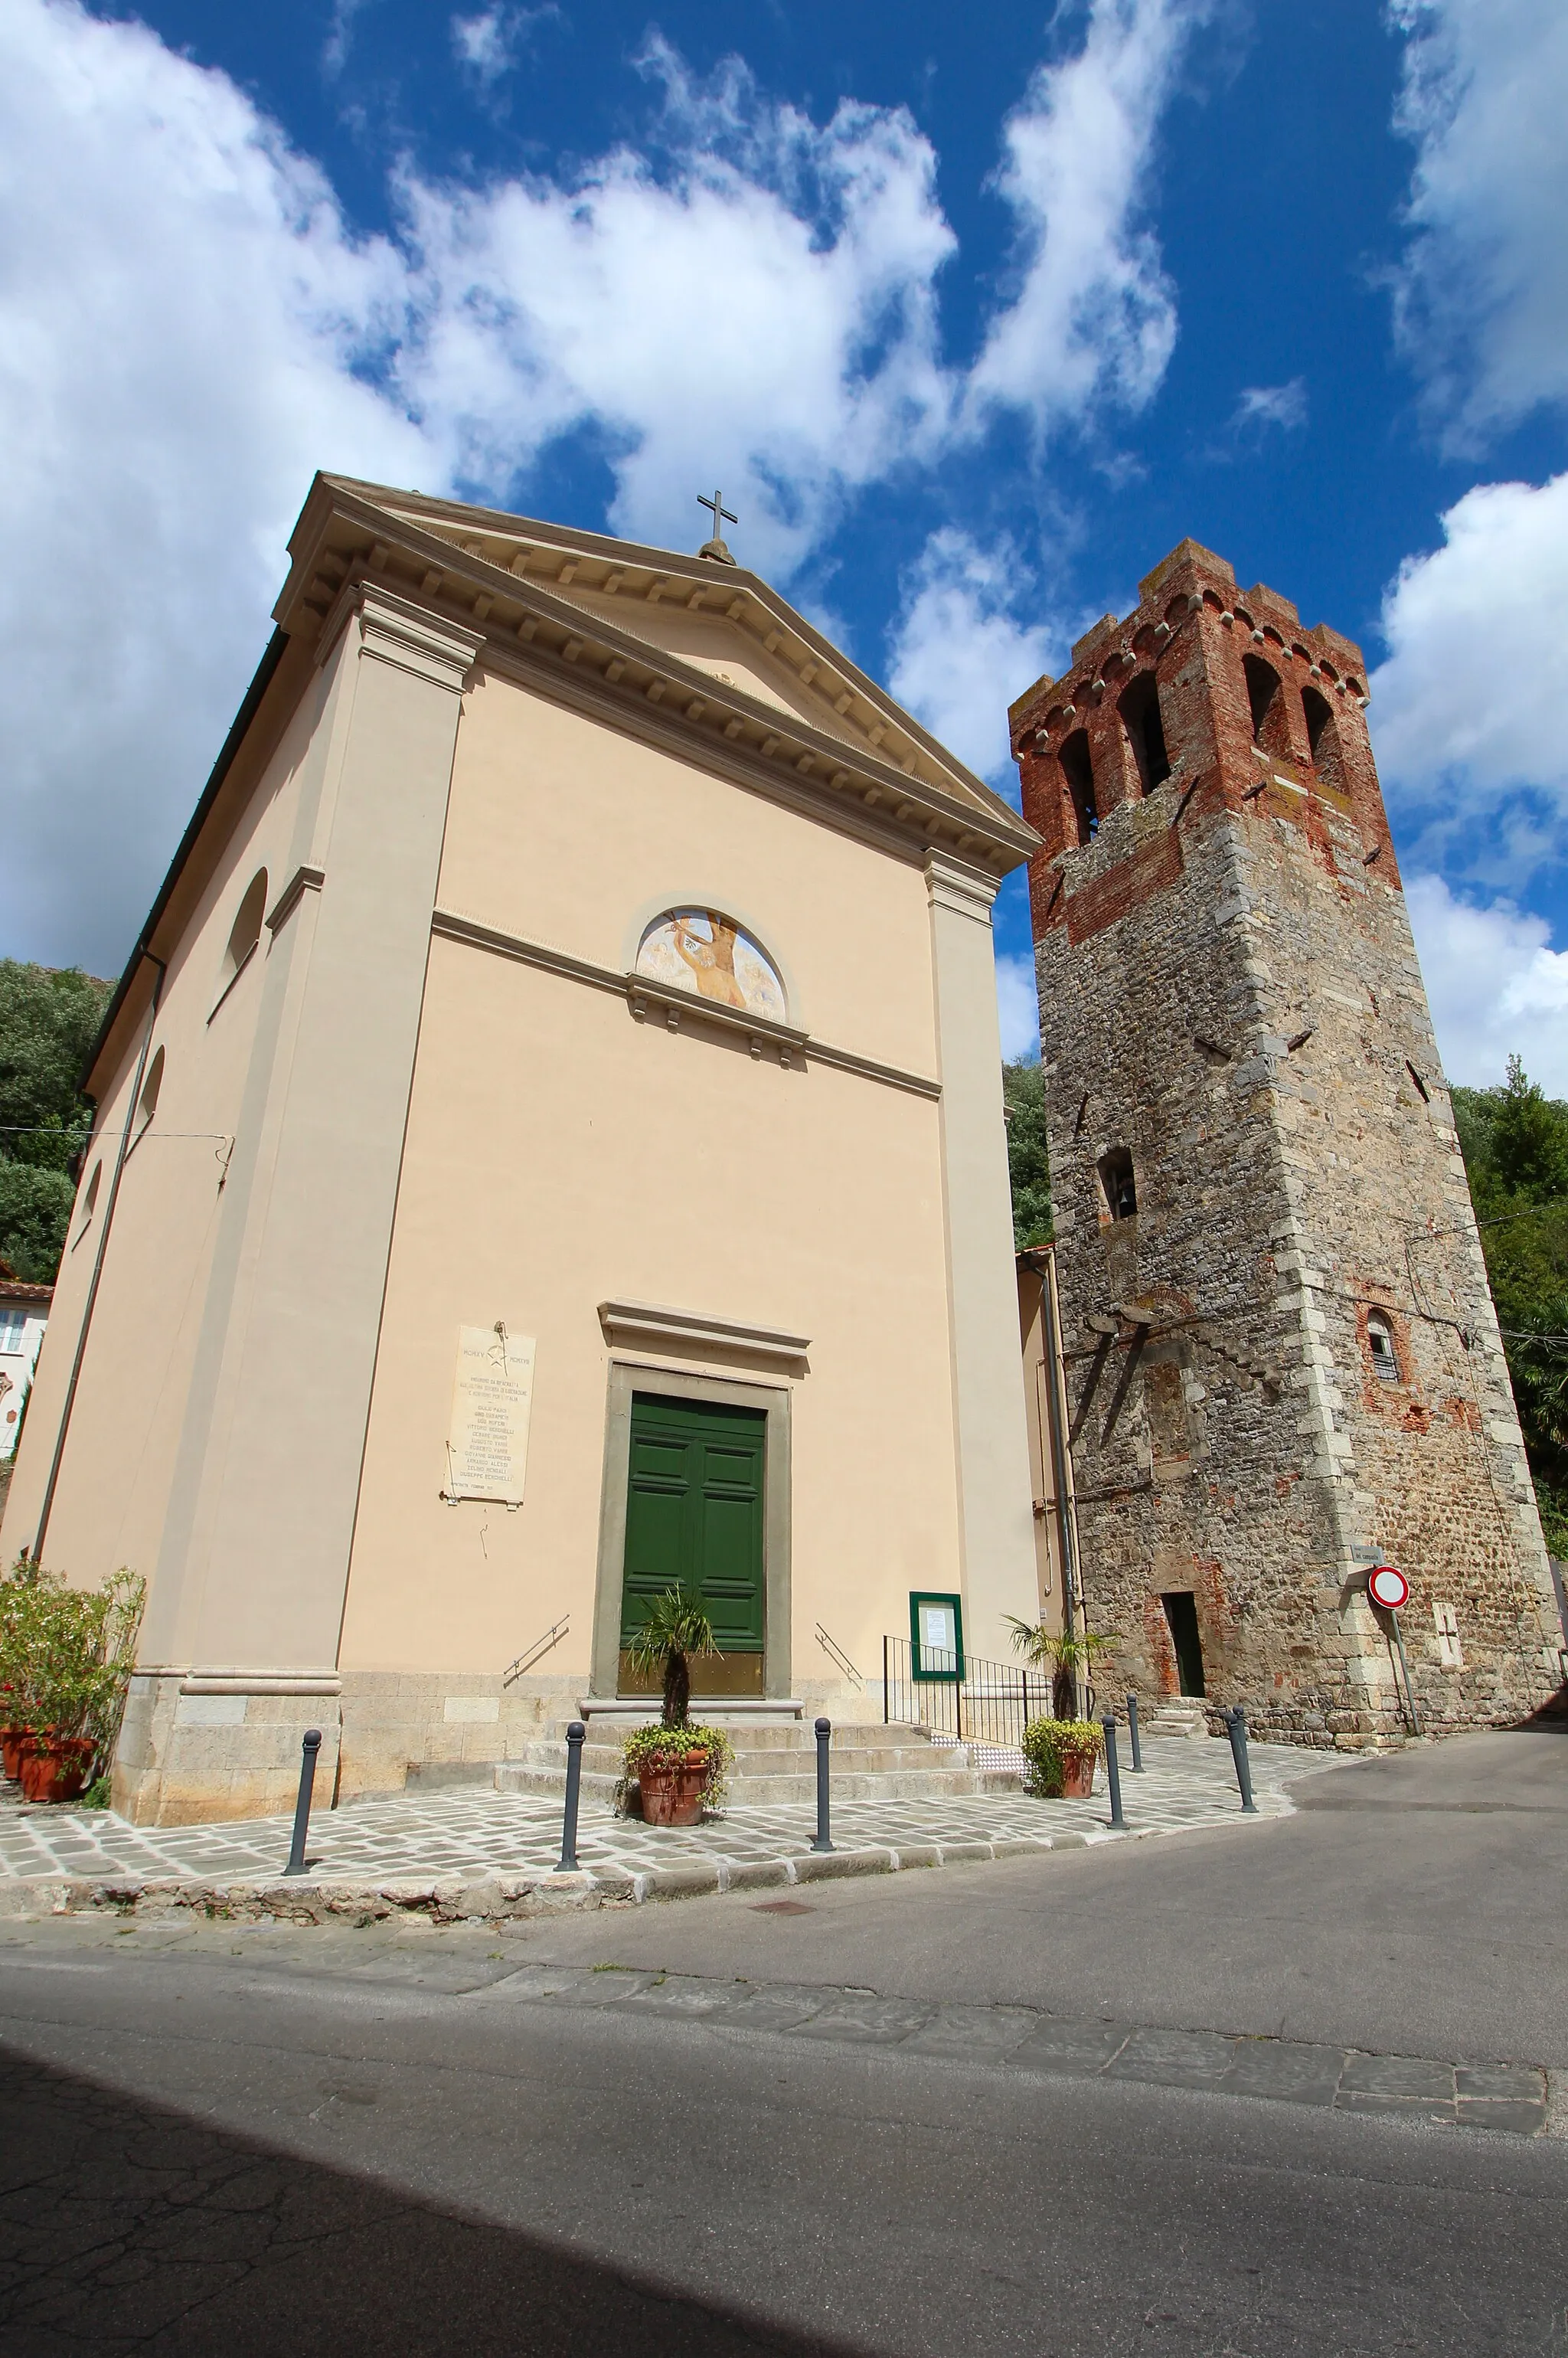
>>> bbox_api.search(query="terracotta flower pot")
[637,1750,710,1827]
[1,1725,31,1782]
[1060,1754,1098,1800]
[19,1734,94,1806]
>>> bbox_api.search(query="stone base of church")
[110,1663,866,1826]
[114,1676,345,1828]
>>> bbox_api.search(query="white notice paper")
[446,1326,537,1505]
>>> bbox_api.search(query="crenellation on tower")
[1014,538,1560,1745]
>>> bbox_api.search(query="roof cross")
[697,488,737,541]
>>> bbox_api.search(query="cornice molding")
[266,863,325,935]
[319,577,486,693]
[597,1298,812,1366]
[430,907,942,1099]
[926,849,1002,925]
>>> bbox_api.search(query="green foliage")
[1451,1059,1568,1554]
[0,961,113,1280]
[0,1560,145,1775]
[622,1585,721,1727]
[1021,1715,1102,1797]
[620,1721,734,1810]
[1005,1617,1111,1719]
[1003,1059,1053,1250]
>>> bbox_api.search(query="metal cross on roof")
[697,488,737,540]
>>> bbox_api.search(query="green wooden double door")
[619,1393,766,1697]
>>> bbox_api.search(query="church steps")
[493,1717,1024,1807]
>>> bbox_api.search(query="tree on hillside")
[1003,1060,1053,1250]
[1452,1058,1568,1560]
[0,963,114,1283]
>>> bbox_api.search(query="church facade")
[6,476,1042,1824]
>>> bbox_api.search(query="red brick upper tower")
[1009,538,1559,1744]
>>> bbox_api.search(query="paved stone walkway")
[0,1736,1343,1911]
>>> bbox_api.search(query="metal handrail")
[814,1623,863,1687]
[503,1615,570,1686]
[880,1634,1046,1752]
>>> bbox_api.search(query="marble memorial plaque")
[446,1326,536,1504]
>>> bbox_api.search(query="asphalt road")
[0,1728,1563,2356]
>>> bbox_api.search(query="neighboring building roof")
[84,474,1039,1099]
[0,1278,52,1308]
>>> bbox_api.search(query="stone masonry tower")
[1011,537,1560,1743]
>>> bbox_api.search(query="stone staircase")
[1144,1699,1210,1740]
[495,1709,1024,1809]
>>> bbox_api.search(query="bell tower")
[1011,538,1559,1742]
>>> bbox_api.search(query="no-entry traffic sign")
[1367,1563,1410,1611]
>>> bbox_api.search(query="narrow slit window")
[74,1159,102,1244]
[1098,1147,1138,1221]
[1243,654,1285,751]
[1302,685,1346,792]
[1059,730,1099,845]
[135,1047,165,1142]
[1119,671,1171,794]
[217,868,268,999]
[1367,1314,1400,1384]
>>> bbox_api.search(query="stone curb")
[0,1827,1135,1926]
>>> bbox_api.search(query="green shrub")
[1021,1715,1102,1797]
[620,1720,734,1811]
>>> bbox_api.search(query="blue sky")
[3,0,1566,1084]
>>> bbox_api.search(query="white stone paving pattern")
[0,1736,1348,1898]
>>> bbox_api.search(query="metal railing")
[503,1614,570,1686]
[880,1634,1048,1752]
[814,1623,863,1689]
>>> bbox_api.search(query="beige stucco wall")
[2,647,341,1593]
[339,666,971,1728]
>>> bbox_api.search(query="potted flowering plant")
[620,1588,734,1826]
[1021,1715,1104,1800]
[0,1558,144,1804]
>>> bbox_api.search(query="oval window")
[635,910,786,1022]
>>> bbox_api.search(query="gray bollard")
[1101,1714,1127,1830]
[283,1728,322,1877]
[1126,1691,1144,1772]
[1223,1705,1258,1813]
[555,1720,586,1872]
[812,1715,834,1853]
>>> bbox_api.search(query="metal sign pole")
[1390,1611,1422,1738]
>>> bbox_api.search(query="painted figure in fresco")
[671,911,749,1010]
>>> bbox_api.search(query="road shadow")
[0,2041,847,2356]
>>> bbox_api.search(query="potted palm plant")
[620,1588,733,1827]
[1005,1615,1112,1722]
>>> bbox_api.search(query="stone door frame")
[590,1360,793,1699]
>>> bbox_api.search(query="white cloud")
[390,47,957,573]
[0,2,955,966]
[1370,473,1568,888]
[1232,378,1307,434]
[451,5,557,91]
[1390,0,1568,438]
[996,951,1043,1064]
[965,0,1208,437]
[1406,875,1568,1095]
[0,0,1211,971]
[886,531,1062,784]
[0,0,424,973]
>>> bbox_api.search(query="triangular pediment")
[277,476,1037,868]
